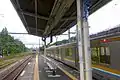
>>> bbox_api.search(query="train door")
[100,46,110,64]
[58,47,61,60]
[56,48,59,59]
[75,46,79,68]
[65,47,73,60]
[91,47,100,63]
[61,48,65,61]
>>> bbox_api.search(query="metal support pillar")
[44,40,46,63]
[76,0,85,80]
[83,20,92,80]
[55,36,58,45]
[68,29,71,43]
[76,0,92,80]
[39,39,40,54]
[35,0,38,35]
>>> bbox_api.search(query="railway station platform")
[17,57,35,80]
[38,54,78,80]
[16,54,79,80]
[0,53,120,80]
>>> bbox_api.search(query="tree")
[0,28,27,56]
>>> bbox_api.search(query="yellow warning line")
[64,58,75,63]
[34,54,39,80]
[92,64,120,75]
[64,58,120,75]
[57,66,77,80]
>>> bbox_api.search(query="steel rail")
[1,56,32,80]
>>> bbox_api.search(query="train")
[90,25,120,38]
[46,42,120,79]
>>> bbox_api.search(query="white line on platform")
[28,62,31,65]
[20,70,25,76]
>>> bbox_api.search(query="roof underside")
[10,0,111,37]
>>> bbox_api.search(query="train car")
[46,42,79,69]
[32,49,36,54]
[46,41,120,79]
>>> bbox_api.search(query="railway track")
[1,56,32,80]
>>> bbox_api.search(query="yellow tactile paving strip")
[57,65,78,80]
[64,58,120,75]
[92,64,120,75]
[34,54,39,80]
[64,58,75,63]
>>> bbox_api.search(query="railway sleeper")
[1,56,32,80]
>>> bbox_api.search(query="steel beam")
[29,27,44,32]
[53,12,76,35]
[44,0,62,35]
[23,11,76,21]
[61,16,76,21]
[7,43,43,45]
[16,0,30,33]
[44,0,74,36]
[22,11,49,20]
[35,0,38,35]
[58,20,76,35]
[90,0,112,14]
[8,32,28,34]
[47,0,74,35]
[91,0,103,9]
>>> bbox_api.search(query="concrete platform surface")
[38,55,75,80]
[17,58,35,80]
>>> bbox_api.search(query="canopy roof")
[11,0,111,37]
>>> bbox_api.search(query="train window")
[65,48,72,57]
[100,47,110,64]
[56,48,59,58]
[91,47,110,64]
[56,48,59,54]
[101,47,105,55]
[91,48,100,63]
[106,47,110,55]
[69,48,72,56]
[91,48,97,56]
[105,47,110,64]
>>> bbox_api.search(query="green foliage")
[0,28,27,56]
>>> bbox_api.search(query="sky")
[0,0,120,48]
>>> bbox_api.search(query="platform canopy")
[11,0,111,37]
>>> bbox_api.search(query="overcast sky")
[0,0,120,48]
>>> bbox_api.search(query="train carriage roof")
[10,0,111,37]
[46,42,76,49]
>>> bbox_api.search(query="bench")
[42,55,61,77]
[46,62,54,70]
[46,62,56,75]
